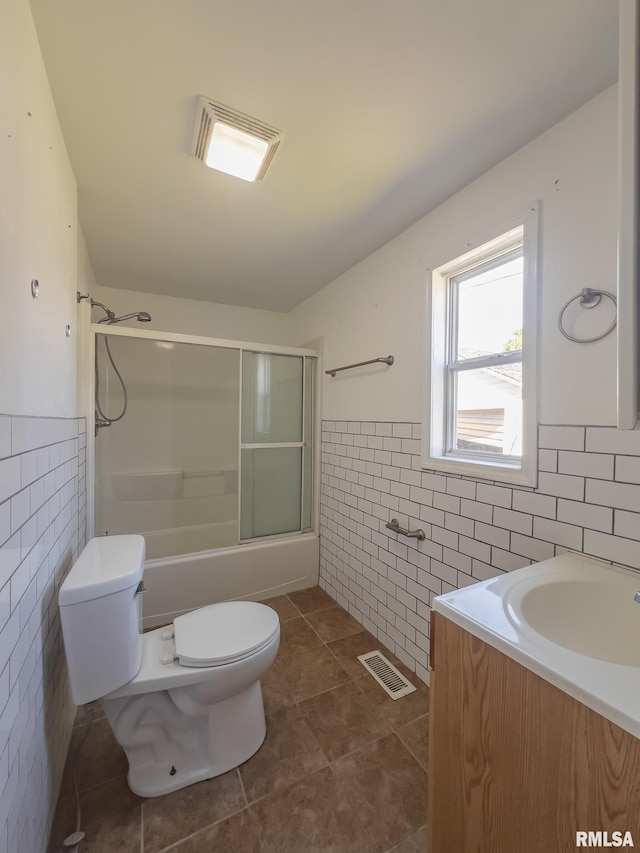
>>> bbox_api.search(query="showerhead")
[90,299,151,325]
[106,311,153,325]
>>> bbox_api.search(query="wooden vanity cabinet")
[427,612,640,853]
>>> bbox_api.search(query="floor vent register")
[357,651,417,700]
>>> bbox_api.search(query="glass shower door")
[240,352,313,540]
[94,336,241,559]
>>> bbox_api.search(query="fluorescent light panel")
[205,122,269,182]
[193,98,282,182]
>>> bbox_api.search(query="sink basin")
[433,553,640,739]
[513,577,640,666]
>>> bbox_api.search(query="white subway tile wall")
[0,415,86,853]
[319,422,640,685]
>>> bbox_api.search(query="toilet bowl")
[59,535,280,797]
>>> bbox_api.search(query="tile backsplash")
[319,422,640,684]
[0,415,86,853]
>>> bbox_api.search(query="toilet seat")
[173,601,280,667]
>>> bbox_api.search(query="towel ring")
[558,288,617,343]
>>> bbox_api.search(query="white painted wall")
[0,1,85,849]
[288,86,618,427]
[91,285,291,345]
[0,0,79,418]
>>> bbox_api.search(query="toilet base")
[103,679,267,797]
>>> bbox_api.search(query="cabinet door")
[428,612,640,852]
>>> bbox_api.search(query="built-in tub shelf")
[107,468,238,501]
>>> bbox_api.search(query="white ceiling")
[29,0,618,312]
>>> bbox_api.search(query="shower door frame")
[239,350,315,544]
[86,324,321,549]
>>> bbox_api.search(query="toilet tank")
[59,535,146,705]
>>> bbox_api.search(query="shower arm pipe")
[89,299,116,323]
[325,355,394,377]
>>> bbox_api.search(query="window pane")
[452,365,522,456]
[456,252,523,360]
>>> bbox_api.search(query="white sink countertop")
[433,552,640,738]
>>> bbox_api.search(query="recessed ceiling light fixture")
[192,97,283,182]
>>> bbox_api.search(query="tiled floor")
[48,587,429,852]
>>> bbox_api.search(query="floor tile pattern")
[48,588,429,852]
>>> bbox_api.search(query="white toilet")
[59,534,280,797]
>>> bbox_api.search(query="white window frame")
[423,204,539,486]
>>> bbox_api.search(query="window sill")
[422,452,537,487]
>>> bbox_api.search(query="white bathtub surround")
[0,414,86,852]
[319,421,640,684]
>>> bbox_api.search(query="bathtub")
[141,533,319,628]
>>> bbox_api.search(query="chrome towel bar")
[325,355,394,378]
[385,518,426,541]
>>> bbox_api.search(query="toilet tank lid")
[59,535,146,606]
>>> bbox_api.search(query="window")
[424,205,539,485]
